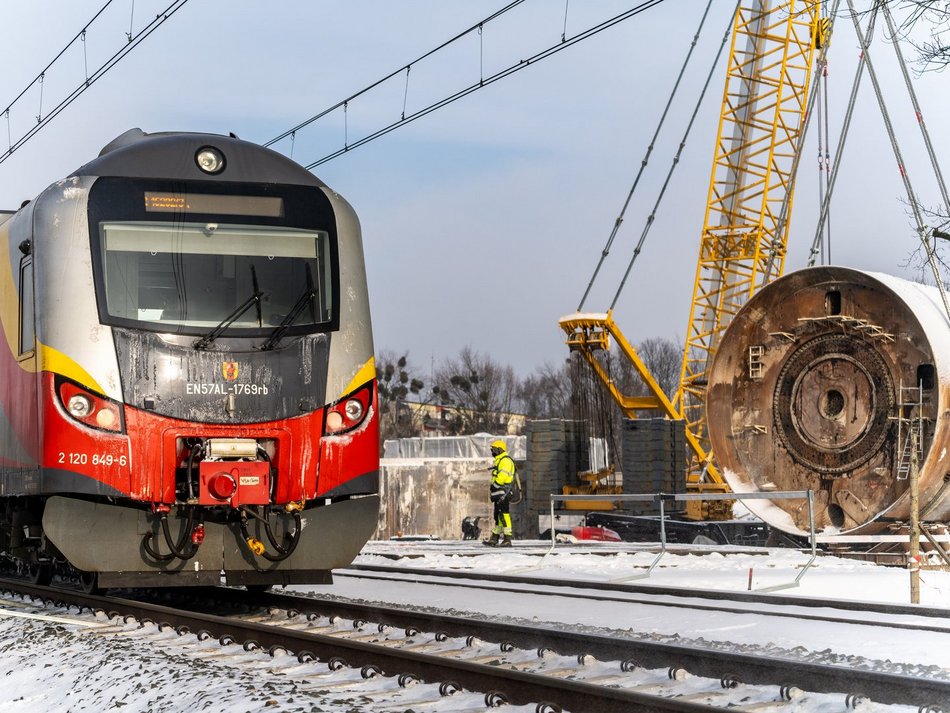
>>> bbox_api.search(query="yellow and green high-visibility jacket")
[492,451,515,487]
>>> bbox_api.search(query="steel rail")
[4,578,948,708]
[342,563,950,624]
[203,586,950,708]
[0,579,719,713]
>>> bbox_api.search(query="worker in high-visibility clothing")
[484,439,516,547]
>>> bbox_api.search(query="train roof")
[70,129,326,187]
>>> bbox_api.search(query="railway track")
[338,562,950,633]
[1,577,947,711]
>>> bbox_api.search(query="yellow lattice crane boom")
[680,1,821,461]
[561,0,822,519]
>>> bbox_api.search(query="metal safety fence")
[545,491,816,592]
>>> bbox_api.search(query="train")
[0,129,380,590]
[707,266,950,536]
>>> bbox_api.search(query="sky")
[0,0,948,377]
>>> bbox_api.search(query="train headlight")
[323,384,373,436]
[344,398,364,422]
[67,395,93,418]
[96,409,117,429]
[56,377,126,434]
[195,146,225,174]
[325,411,344,432]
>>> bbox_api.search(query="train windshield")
[97,221,333,335]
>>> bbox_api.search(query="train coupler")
[245,537,266,556]
[182,437,276,507]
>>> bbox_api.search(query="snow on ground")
[309,542,950,672]
[354,541,950,606]
[0,542,946,712]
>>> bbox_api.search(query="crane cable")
[844,0,950,320]
[762,0,842,281]
[815,2,834,265]
[576,0,716,312]
[608,2,739,312]
[807,4,880,267]
[881,3,950,219]
[808,1,950,268]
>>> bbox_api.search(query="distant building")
[396,400,525,436]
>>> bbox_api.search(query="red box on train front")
[198,461,271,505]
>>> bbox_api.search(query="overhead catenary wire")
[608,2,738,312]
[264,0,528,149]
[305,1,667,170]
[0,0,191,167]
[1,1,118,120]
[127,0,136,43]
[265,1,670,170]
[576,0,716,312]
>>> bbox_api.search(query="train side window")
[917,364,935,391]
[19,258,34,356]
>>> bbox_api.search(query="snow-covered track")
[243,585,949,709]
[341,562,950,633]
[0,578,736,712]
[2,577,947,710]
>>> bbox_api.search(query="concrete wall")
[376,458,528,540]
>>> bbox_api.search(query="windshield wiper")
[260,266,317,351]
[193,267,263,350]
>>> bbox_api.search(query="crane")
[560,0,823,520]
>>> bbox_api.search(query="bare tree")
[433,347,518,434]
[635,336,682,400]
[891,1,950,69]
[376,350,427,445]
[590,336,682,406]
[518,360,573,418]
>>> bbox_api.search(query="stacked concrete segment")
[620,418,687,514]
[525,419,590,529]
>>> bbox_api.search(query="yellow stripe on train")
[38,342,104,393]
[341,356,375,400]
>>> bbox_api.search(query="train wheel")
[79,572,101,595]
[29,563,53,586]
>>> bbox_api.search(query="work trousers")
[492,497,512,535]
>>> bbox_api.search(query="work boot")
[500,535,513,548]
[483,532,499,547]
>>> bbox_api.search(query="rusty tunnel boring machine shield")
[706,266,950,535]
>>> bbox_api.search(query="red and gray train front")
[40,345,380,588]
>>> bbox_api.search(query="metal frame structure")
[544,490,818,592]
[561,1,820,516]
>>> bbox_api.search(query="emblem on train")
[222,362,239,381]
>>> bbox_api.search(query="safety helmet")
[490,439,507,452]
